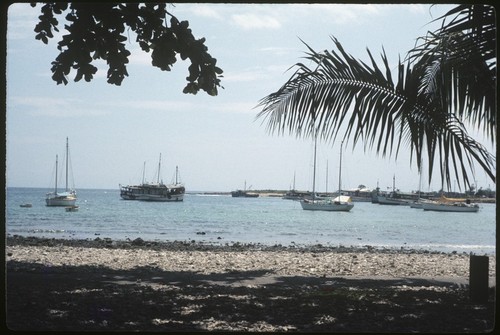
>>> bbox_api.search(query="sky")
[5,3,496,193]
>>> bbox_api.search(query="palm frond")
[257,36,495,189]
[407,4,496,142]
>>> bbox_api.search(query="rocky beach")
[5,235,496,332]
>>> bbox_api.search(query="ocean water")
[5,187,496,255]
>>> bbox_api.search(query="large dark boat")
[231,190,259,198]
[120,155,185,202]
[231,181,259,197]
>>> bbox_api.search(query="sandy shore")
[5,236,496,332]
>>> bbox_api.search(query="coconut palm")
[257,4,495,190]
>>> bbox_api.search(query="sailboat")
[300,139,354,212]
[119,154,185,201]
[282,172,309,200]
[46,137,77,206]
[377,175,412,205]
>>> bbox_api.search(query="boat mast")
[55,154,58,194]
[65,137,69,192]
[326,160,329,195]
[312,131,317,201]
[157,153,161,184]
[142,161,146,184]
[175,166,179,184]
[338,141,343,195]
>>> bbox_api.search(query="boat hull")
[422,202,479,212]
[133,194,184,202]
[377,195,411,206]
[409,202,423,209]
[46,196,77,207]
[300,199,354,212]
[231,190,259,197]
[120,184,185,202]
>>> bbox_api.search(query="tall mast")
[326,160,329,194]
[157,153,161,184]
[65,137,69,192]
[142,161,146,184]
[55,154,58,194]
[338,141,343,194]
[175,166,179,184]
[312,131,317,201]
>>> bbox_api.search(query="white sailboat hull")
[46,193,77,206]
[422,202,479,212]
[300,196,354,212]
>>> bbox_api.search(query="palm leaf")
[257,36,495,190]
[407,4,496,142]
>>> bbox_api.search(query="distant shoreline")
[6,187,496,203]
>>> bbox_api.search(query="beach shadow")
[5,260,495,332]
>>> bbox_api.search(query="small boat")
[65,205,79,212]
[300,139,354,212]
[46,137,77,207]
[120,154,185,202]
[20,203,32,208]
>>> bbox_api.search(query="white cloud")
[223,68,268,83]
[287,3,383,25]
[231,13,281,30]
[108,99,195,112]
[10,96,109,118]
[259,46,296,57]
[191,5,223,19]
[407,4,428,15]
[7,4,41,40]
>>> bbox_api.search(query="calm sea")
[5,187,496,255]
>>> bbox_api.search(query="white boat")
[300,139,354,212]
[120,154,185,202]
[301,195,354,211]
[46,137,77,207]
[422,201,479,212]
